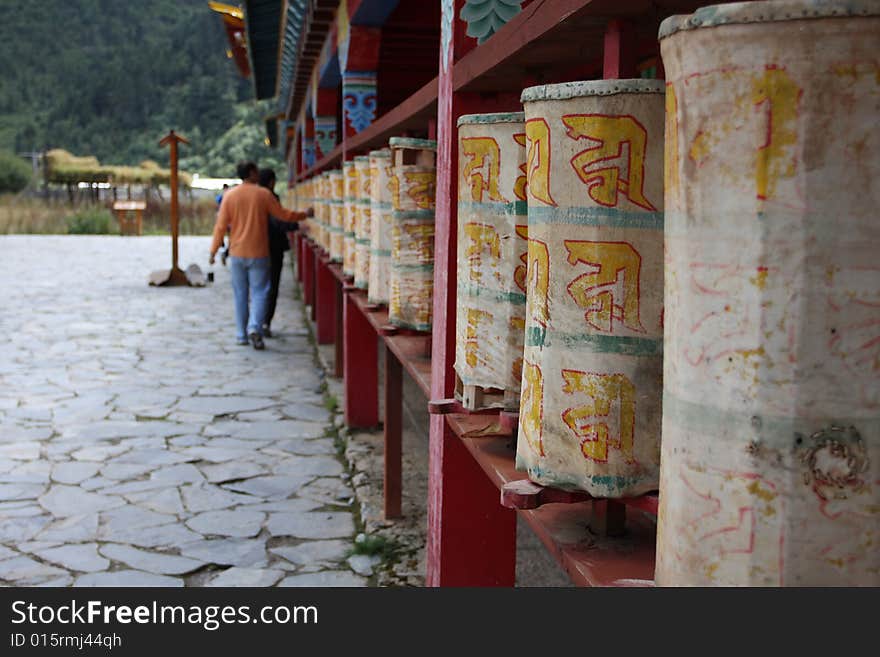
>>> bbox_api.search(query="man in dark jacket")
[258,168,299,337]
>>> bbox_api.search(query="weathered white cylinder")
[368,149,393,305]
[343,161,358,277]
[314,173,329,250]
[354,156,372,289]
[657,0,880,587]
[328,170,344,263]
[454,112,528,410]
[316,172,331,252]
[517,80,666,498]
[389,137,436,331]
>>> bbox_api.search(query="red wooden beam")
[343,291,379,428]
[384,344,403,519]
[426,0,516,588]
[603,19,637,79]
[315,254,337,344]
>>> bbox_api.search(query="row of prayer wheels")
[451,1,879,586]
[290,138,438,332]
[288,0,877,586]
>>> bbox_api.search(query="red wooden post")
[334,276,344,377]
[603,19,637,79]
[426,0,516,587]
[315,255,336,345]
[296,233,304,283]
[343,292,379,428]
[302,240,316,310]
[384,344,403,519]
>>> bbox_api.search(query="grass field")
[0,194,218,235]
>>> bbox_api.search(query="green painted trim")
[525,327,663,355]
[660,0,880,39]
[521,79,665,103]
[527,205,663,230]
[458,200,528,215]
[389,137,437,151]
[391,263,435,273]
[525,465,654,495]
[392,210,435,221]
[663,390,880,441]
[391,318,432,332]
[458,282,527,305]
[355,238,370,245]
[457,112,525,126]
[371,202,392,210]
[371,249,392,257]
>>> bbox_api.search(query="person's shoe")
[249,332,265,350]
[262,324,273,338]
[236,338,248,346]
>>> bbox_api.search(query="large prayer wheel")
[454,112,528,410]
[328,169,344,263]
[354,155,372,290]
[343,161,358,277]
[657,0,880,586]
[389,138,437,332]
[517,80,665,497]
[368,149,393,305]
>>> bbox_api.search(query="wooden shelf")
[348,288,433,399]
[452,0,711,93]
[297,76,438,181]
[445,412,657,587]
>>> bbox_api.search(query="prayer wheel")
[315,173,330,251]
[657,0,880,586]
[343,161,358,277]
[354,155,372,290]
[368,149,393,305]
[517,80,666,497]
[389,137,437,332]
[454,112,528,410]
[328,169,344,263]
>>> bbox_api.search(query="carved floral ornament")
[461,0,526,44]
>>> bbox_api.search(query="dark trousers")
[264,250,285,328]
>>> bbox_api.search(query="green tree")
[0,151,32,193]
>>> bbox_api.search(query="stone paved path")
[0,235,365,586]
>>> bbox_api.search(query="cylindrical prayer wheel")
[389,137,437,331]
[328,169,344,263]
[354,155,372,290]
[657,1,880,587]
[517,80,665,498]
[315,173,330,251]
[368,149,393,305]
[343,161,359,277]
[454,112,528,410]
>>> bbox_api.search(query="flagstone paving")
[0,236,365,586]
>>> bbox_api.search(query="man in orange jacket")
[210,161,310,350]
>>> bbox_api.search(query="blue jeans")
[229,256,271,341]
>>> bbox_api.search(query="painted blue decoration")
[343,88,377,133]
[314,116,337,158]
[460,0,525,44]
[343,72,377,133]
[302,138,316,168]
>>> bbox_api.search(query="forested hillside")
[0,0,284,178]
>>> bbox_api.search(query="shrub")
[0,151,32,193]
[66,207,114,234]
